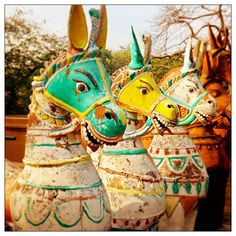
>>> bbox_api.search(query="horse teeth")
[81,120,86,126]
[82,127,87,135]
[87,126,91,132]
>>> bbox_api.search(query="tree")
[101,47,131,76]
[151,4,231,55]
[102,46,183,84]
[5,8,66,115]
[151,52,184,83]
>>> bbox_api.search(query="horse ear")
[181,37,194,73]
[216,29,224,48]
[193,40,207,74]
[128,26,144,69]
[192,40,200,63]
[202,50,212,78]
[208,24,218,50]
[143,33,152,66]
[96,5,108,51]
[223,27,229,48]
[68,5,88,51]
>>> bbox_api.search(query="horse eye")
[140,88,149,95]
[189,88,195,93]
[76,82,89,92]
[210,90,221,98]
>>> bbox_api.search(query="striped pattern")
[161,72,181,93]
[111,65,151,97]
[33,49,102,87]
[160,68,199,93]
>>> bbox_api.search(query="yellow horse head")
[112,27,179,134]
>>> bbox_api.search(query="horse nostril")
[167,104,174,108]
[105,112,113,120]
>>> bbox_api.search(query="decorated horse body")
[188,25,231,230]
[96,28,179,230]
[147,38,217,230]
[8,6,127,231]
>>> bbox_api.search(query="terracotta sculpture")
[148,38,217,230]
[188,25,231,230]
[97,28,179,230]
[8,5,128,231]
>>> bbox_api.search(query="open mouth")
[194,109,213,126]
[80,120,121,150]
[151,112,176,135]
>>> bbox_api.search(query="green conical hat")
[128,26,144,69]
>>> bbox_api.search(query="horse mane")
[111,65,151,97]
[158,67,182,93]
[32,49,102,89]
[111,66,130,96]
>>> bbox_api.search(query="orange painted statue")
[187,25,231,230]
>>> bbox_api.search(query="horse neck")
[149,126,196,154]
[24,89,88,164]
[103,111,146,152]
[28,89,71,127]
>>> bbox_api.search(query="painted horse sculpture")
[188,25,231,230]
[147,38,217,230]
[97,27,179,230]
[8,5,127,231]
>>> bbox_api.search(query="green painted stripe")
[25,180,103,190]
[31,142,81,147]
[168,156,187,172]
[25,198,51,227]
[192,154,204,169]
[102,149,147,155]
[182,71,189,78]
[54,208,83,228]
[168,79,173,88]
[84,203,105,224]
[14,213,22,222]
[152,157,164,167]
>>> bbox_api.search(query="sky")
[5,5,161,52]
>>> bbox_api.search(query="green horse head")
[35,6,126,150]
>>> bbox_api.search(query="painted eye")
[189,87,195,93]
[140,88,149,95]
[210,90,221,98]
[76,82,89,92]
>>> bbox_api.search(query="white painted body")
[10,93,112,231]
[148,126,208,230]
[97,112,165,230]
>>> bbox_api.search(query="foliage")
[5,8,66,115]
[102,47,131,75]
[151,52,184,83]
[102,47,183,84]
